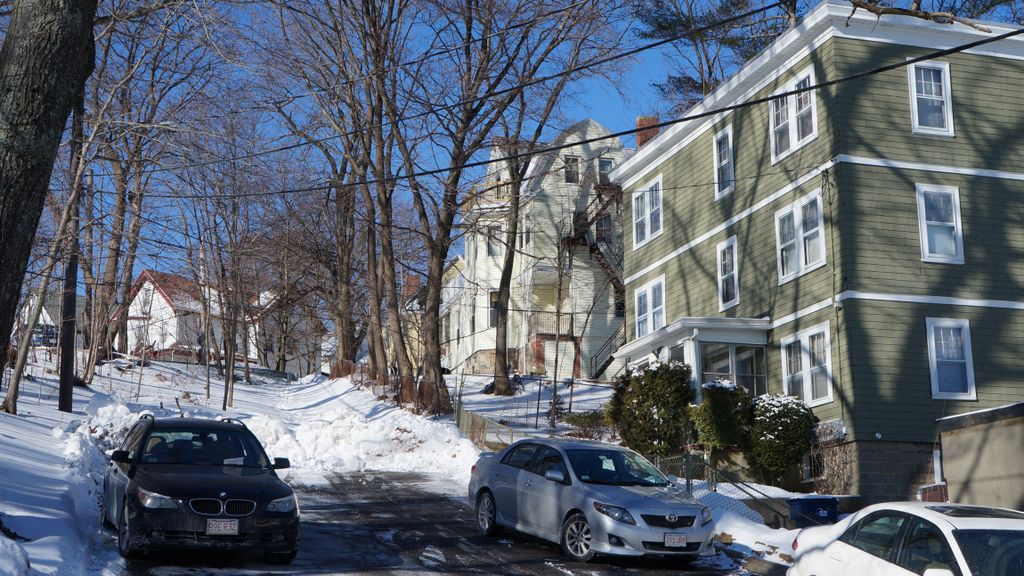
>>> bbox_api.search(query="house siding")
[832,38,1024,174]
[623,44,841,339]
[839,299,1024,444]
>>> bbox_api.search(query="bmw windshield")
[140,428,270,468]
[565,448,670,486]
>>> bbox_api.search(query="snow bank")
[0,537,30,576]
[246,406,479,490]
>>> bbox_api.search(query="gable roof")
[129,269,203,313]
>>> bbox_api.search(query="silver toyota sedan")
[468,438,715,562]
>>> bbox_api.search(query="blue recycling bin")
[787,496,839,528]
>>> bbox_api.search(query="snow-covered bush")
[606,362,695,456]
[690,380,751,452]
[748,394,815,483]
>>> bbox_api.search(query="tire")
[560,512,595,562]
[475,491,500,536]
[265,550,297,565]
[117,502,140,559]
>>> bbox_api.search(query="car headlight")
[266,494,297,513]
[593,502,636,525]
[136,487,177,509]
[701,507,713,526]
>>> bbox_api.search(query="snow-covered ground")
[0,356,800,575]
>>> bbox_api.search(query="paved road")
[114,471,748,575]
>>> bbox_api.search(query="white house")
[449,119,631,379]
[123,269,322,376]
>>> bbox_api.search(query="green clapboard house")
[610,0,1024,502]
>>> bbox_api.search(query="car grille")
[189,498,258,517]
[225,500,256,516]
[190,499,222,515]
[642,541,701,553]
[642,514,695,528]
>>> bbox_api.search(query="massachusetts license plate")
[206,519,239,535]
[664,533,687,547]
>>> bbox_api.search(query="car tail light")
[471,464,476,474]
[792,536,799,552]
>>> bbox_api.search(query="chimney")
[402,274,422,302]
[635,116,660,149]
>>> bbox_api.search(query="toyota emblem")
[666,514,678,523]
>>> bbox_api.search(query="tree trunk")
[493,172,521,396]
[0,0,98,370]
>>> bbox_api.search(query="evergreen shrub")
[605,362,695,456]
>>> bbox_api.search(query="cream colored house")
[449,119,630,379]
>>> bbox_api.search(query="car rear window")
[953,530,1024,576]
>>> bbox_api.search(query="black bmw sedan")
[102,415,299,564]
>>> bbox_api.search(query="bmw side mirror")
[544,468,566,483]
[922,569,954,576]
[273,457,291,470]
[111,450,131,464]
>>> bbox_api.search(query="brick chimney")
[635,116,660,149]
[402,274,422,302]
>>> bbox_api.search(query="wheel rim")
[565,517,591,558]
[477,494,494,531]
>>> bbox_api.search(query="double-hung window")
[564,155,580,183]
[775,191,825,283]
[717,236,738,310]
[909,61,954,136]
[916,184,964,264]
[926,318,976,400]
[770,67,818,162]
[713,125,734,198]
[634,277,665,339]
[598,157,614,185]
[633,175,663,248]
[781,322,833,406]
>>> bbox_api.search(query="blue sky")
[570,48,670,150]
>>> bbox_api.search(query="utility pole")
[58,101,85,413]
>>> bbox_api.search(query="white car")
[788,501,1024,576]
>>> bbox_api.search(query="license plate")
[206,519,239,535]
[664,533,687,547]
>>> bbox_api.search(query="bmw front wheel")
[117,502,140,559]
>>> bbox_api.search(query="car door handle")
[524,480,533,487]
[828,552,843,562]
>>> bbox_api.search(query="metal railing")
[589,321,625,378]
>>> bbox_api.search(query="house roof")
[129,269,204,313]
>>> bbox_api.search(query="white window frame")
[634,275,666,339]
[916,184,964,265]
[713,125,734,199]
[780,321,834,407]
[632,174,663,250]
[908,61,954,137]
[775,190,826,284]
[769,66,818,163]
[717,236,739,311]
[926,317,976,400]
[564,155,581,184]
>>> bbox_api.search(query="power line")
[88,2,782,180]
[149,23,1024,200]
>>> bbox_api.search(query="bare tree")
[0,0,98,375]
